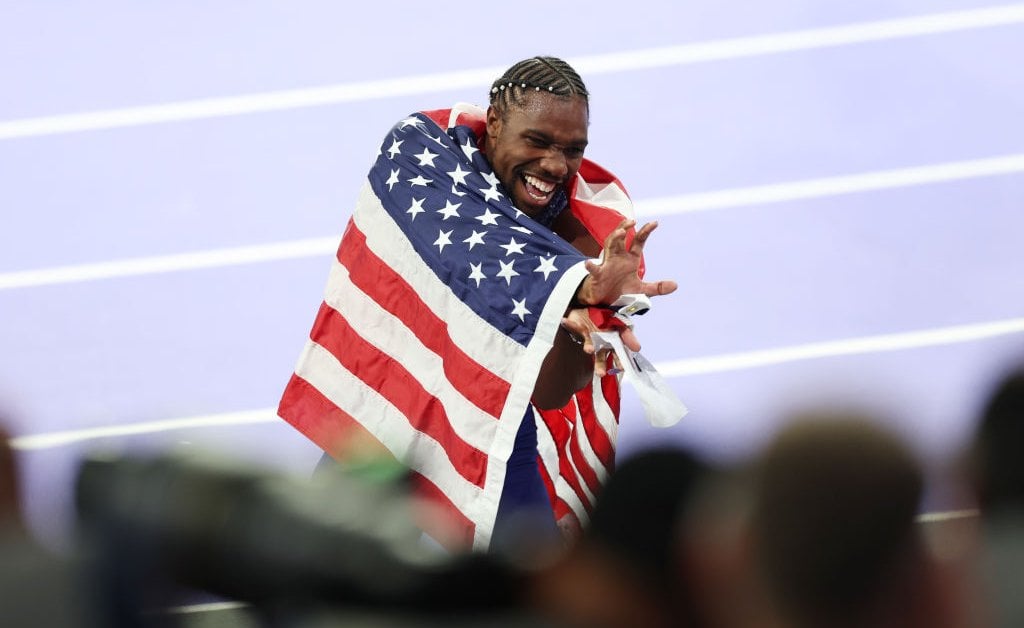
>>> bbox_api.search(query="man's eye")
[526,137,547,147]
[566,147,585,159]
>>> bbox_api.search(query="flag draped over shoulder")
[278,103,636,550]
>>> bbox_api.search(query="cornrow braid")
[489,56,589,114]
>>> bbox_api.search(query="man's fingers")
[593,349,612,377]
[603,228,626,256]
[602,219,634,255]
[625,221,658,259]
[579,331,596,356]
[620,328,642,353]
[641,279,677,297]
[631,221,658,248]
[561,316,585,337]
[562,316,597,355]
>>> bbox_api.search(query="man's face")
[484,92,589,217]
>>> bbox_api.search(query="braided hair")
[489,56,589,115]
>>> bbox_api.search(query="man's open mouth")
[523,173,556,203]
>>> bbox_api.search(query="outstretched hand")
[575,219,677,307]
[561,218,676,377]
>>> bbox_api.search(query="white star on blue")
[367,111,591,343]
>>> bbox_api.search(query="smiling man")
[278,56,676,553]
[483,72,589,218]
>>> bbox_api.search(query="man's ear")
[485,105,502,138]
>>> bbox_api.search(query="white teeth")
[524,174,554,194]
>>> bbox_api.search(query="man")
[278,56,676,551]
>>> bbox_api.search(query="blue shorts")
[490,409,559,552]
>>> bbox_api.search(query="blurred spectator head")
[966,366,1024,628]
[529,445,718,628]
[747,413,926,628]
[587,446,712,591]
[969,367,1024,514]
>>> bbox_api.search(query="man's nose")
[540,146,569,179]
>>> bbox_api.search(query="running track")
[2,1,1022,548]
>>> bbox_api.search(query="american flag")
[278,103,636,550]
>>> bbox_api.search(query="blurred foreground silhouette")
[5,363,1024,628]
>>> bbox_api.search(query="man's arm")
[532,323,595,410]
[533,218,677,406]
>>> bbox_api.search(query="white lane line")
[0,236,338,290]
[573,4,1024,73]
[3,153,1022,291]
[2,5,1023,139]
[160,602,250,615]
[9,409,279,450]
[9,317,1024,451]
[658,317,1024,378]
[0,68,500,140]
[637,153,1024,215]
[917,509,979,523]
